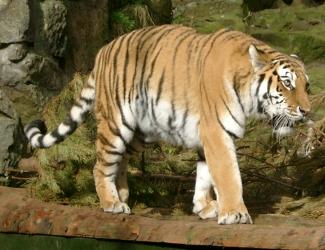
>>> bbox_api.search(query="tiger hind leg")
[115,135,144,203]
[193,161,218,219]
[94,119,134,214]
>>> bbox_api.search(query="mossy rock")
[173,0,245,33]
[249,5,325,63]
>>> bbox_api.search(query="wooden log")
[0,187,324,249]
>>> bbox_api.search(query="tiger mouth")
[271,115,295,130]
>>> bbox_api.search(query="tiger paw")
[217,211,252,224]
[197,200,218,219]
[103,202,131,214]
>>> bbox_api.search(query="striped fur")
[25,25,310,224]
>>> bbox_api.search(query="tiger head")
[249,45,311,137]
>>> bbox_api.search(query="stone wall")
[0,0,111,171]
[0,0,172,172]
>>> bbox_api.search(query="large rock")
[0,44,30,86]
[0,90,25,172]
[0,0,31,44]
[33,0,67,57]
[0,47,65,89]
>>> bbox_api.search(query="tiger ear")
[248,44,268,72]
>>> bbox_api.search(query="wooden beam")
[0,187,323,249]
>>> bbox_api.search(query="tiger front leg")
[193,161,218,219]
[200,124,252,225]
[116,157,129,203]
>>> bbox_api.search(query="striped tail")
[24,75,96,148]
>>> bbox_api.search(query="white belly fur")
[136,99,201,148]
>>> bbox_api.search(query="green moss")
[173,0,245,33]
[111,11,136,32]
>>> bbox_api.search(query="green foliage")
[33,74,97,200]
[111,11,136,32]
[111,2,155,37]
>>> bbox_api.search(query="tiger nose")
[298,106,310,116]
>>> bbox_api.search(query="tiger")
[24,25,311,225]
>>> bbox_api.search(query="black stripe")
[107,122,127,146]
[180,108,189,129]
[215,28,231,39]
[267,76,272,96]
[197,34,220,113]
[255,73,265,96]
[122,33,133,101]
[112,34,128,96]
[257,100,263,113]
[141,45,164,119]
[63,117,77,135]
[51,129,64,143]
[97,133,117,149]
[139,28,177,120]
[80,96,93,105]
[96,48,111,116]
[215,105,239,139]
[199,82,212,112]
[99,43,115,103]
[128,26,166,112]
[150,98,158,126]
[104,149,123,156]
[145,47,163,89]
[186,35,199,85]
[233,77,245,114]
[222,33,242,42]
[221,97,244,128]
[201,33,220,71]
[170,31,197,123]
[94,47,106,98]
[102,162,119,167]
[115,75,135,132]
[138,48,150,119]
[128,28,158,105]
[155,70,165,105]
[95,167,116,178]
[170,101,176,129]
[25,120,47,134]
[28,131,41,140]
[138,26,167,51]
[168,116,174,131]
[198,34,215,66]
[37,136,45,148]
[106,37,125,107]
